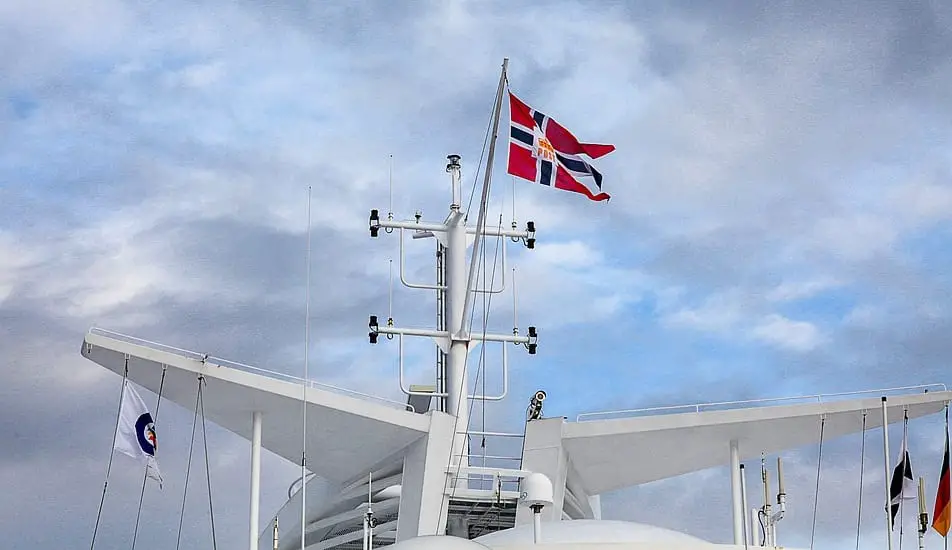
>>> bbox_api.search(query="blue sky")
[2,0,952,548]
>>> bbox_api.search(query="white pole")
[250,411,262,550]
[882,396,894,550]
[740,463,750,547]
[730,440,744,545]
[532,507,543,544]
[445,156,471,477]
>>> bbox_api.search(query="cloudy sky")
[3,0,952,548]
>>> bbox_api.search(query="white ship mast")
[368,58,537,477]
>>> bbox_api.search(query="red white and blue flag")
[506,91,615,202]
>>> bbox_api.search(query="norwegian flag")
[506,91,615,202]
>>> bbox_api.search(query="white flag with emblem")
[114,379,163,488]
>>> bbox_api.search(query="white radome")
[520,472,554,508]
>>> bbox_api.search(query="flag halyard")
[506,91,614,202]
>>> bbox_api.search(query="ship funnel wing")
[561,389,952,495]
[81,328,430,482]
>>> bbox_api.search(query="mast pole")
[250,411,262,550]
[883,396,894,550]
[730,439,744,545]
[445,58,508,476]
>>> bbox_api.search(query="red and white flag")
[506,91,615,202]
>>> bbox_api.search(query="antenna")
[301,186,312,550]
[363,472,375,550]
[388,154,394,221]
[388,259,393,324]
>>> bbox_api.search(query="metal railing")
[88,327,415,412]
[575,383,949,422]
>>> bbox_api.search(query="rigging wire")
[481,227,488,467]
[479,214,505,468]
[199,377,219,550]
[131,366,168,550]
[175,376,204,550]
[810,415,826,550]
[89,358,129,550]
[855,412,867,550]
[464,95,498,221]
[462,217,504,490]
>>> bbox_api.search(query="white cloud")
[889,178,952,226]
[843,304,885,328]
[661,289,750,333]
[0,231,42,305]
[766,277,843,302]
[751,313,824,352]
[514,239,647,329]
[662,291,827,353]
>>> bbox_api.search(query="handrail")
[575,383,950,422]
[87,327,415,412]
[459,430,525,438]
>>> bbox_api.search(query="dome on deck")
[474,519,713,546]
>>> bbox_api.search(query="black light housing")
[369,209,379,237]
[368,315,379,343]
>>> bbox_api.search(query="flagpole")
[89,358,129,550]
[900,410,909,550]
[883,396,895,550]
[460,57,508,337]
[946,404,949,550]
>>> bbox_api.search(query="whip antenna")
[301,185,312,550]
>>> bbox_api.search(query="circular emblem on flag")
[135,412,157,456]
